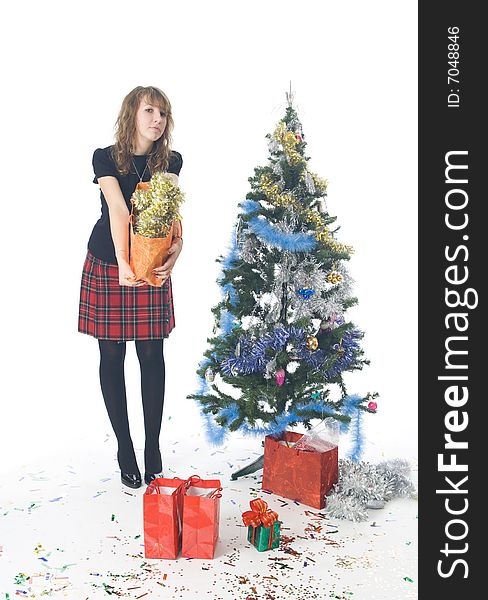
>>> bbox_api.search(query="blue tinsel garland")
[348,409,364,462]
[198,393,366,455]
[220,230,239,270]
[222,282,238,307]
[217,232,240,330]
[339,393,365,461]
[219,308,235,336]
[239,199,261,214]
[247,216,317,252]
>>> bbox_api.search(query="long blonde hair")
[111,86,175,175]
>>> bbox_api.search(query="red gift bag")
[143,477,186,559]
[181,475,222,559]
[261,431,338,509]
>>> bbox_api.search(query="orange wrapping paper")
[143,477,186,559]
[261,431,338,509]
[129,180,183,287]
[181,477,222,559]
[129,222,175,287]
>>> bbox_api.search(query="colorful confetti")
[0,441,417,599]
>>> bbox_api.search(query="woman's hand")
[118,259,146,287]
[152,238,183,283]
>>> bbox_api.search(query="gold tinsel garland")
[131,172,184,238]
[311,172,328,195]
[299,170,328,196]
[260,174,354,254]
[273,122,303,165]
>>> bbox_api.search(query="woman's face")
[134,97,168,146]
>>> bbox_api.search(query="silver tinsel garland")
[326,459,416,522]
[315,269,354,318]
[236,225,356,330]
[272,161,284,178]
[304,171,316,194]
[269,256,354,323]
[288,114,303,136]
[267,137,281,154]
[240,234,259,264]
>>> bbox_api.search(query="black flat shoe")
[121,472,142,489]
[144,472,164,486]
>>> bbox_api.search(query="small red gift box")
[261,431,338,509]
[181,476,222,560]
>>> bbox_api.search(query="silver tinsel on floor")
[326,459,416,522]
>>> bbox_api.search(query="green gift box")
[247,520,281,551]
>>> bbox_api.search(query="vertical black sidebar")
[419,2,482,598]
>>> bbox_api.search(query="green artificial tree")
[189,92,376,476]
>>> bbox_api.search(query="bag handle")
[181,476,222,498]
[207,487,223,499]
[146,480,159,495]
[146,476,185,495]
[182,474,202,490]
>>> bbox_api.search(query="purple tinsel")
[220,325,362,378]
[325,329,363,378]
[221,326,298,375]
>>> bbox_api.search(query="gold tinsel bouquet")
[129,172,185,287]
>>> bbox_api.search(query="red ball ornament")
[368,401,377,411]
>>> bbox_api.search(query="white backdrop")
[0,0,417,469]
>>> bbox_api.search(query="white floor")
[0,434,417,600]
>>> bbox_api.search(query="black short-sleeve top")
[87,145,183,264]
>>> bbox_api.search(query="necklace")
[132,157,150,182]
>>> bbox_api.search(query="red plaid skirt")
[78,251,175,340]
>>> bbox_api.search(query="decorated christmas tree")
[189,92,377,458]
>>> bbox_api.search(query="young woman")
[78,86,183,489]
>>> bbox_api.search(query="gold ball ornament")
[306,335,319,351]
[326,271,343,285]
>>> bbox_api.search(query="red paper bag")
[143,477,186,559]
[262,431,338,509]
[181,476,222,559]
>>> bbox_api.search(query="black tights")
[98,339,165,474]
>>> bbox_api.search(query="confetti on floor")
[0,436,418,599]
